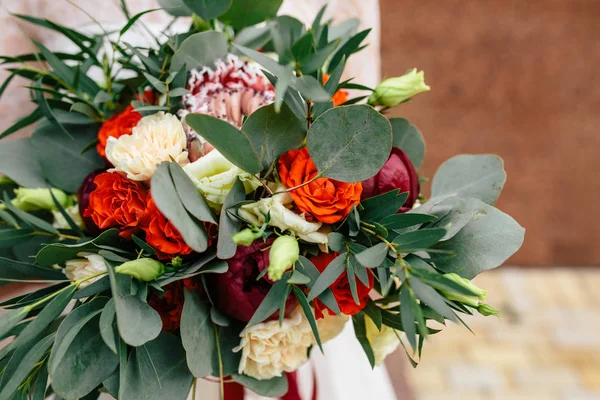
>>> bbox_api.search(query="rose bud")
[208,238,297,322]
[361,147,420,213]
[267,235,299,281]
[115,258,165,281]
[477,304,500,317]
[439,273,487,307]
[368,68,430,107]
[11,187,71,212]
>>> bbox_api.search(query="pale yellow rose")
[63,252,107,288]
[234,308,314,380]
[365,315,401,365]
[183,149,258,210]
[106,112,188,181]
[316,312,348,343]
[237,187,329,247]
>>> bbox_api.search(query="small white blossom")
[63,252,107,288]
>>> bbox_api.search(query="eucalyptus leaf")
[171,31,228,72]
[429,198,525,279]
[99,299,118,354]
[0,309,27,339]
[360,190,408,222]
[352,313,375,368]
[355,243,388,268]
[390,118,425,168]
[409,278,458,323]
[221,0,282,30]
[306,253,346,302]
[391,228,446,252]
[247,273,291,326]
[217,178,245,259]
[169,162,216,224]
[185,114,262,174]
[180,290,215,377]
[307,105,391,182]
[241,103,306,168]
[232,373,288,398]
[114,294,162,347]
[400,286,417,350]
[0,138,46,188]
[295,256,340,314]
[121,332,194,400]
[183,0,232,20]
[431,154,506,205]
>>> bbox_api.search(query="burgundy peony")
[361,147,420,213]
[77,169,105,234]
[208,238,297,322]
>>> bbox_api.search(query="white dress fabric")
[0,1,395,399]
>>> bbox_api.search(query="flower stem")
[214,327,225,400]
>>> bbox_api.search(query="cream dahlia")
[106,112,188,181]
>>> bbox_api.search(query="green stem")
[214,327,225,400]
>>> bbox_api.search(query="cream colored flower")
[365,315,401,365]
[237,187,329,247]
[52,204,84,230]
[183,149,258,209]
[106,112,188,181]
[63,252,107,288]
[234,308,314,380]
[317,312,348,343]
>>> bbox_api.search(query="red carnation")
[142,197,194,260]
[96,105,142,158]
[310,252,373,319]
[83,172,147,238]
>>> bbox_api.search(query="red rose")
[142,197,194,260]
[309,252,373,319]
[208,238,297,322]
[278,148,362,224]
[96,105,142,158]
[148,278,203,332]
[83,172,147,238]
[361,148,420,213]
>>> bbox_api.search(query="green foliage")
[217,179,245,259]
[121,332,194,400]
[151,162,210,253]
[0,139,46,188]
[429,198,525,279]
[360,190,408,222]
[221,0,284,30]
[352,312,375,368]
[170,31,229,72]
[431,154,506,205]
[390,118,425,168]
[247,272,291,326]
[307,105,392,182]
[180,289,215,377]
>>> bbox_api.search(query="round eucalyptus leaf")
[171,31,228,72]
[307,105,392,182]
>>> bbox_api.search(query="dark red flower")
[361,148,420,213]
[208,238,297,322]
[148,278,204,332]
[309,252,373,319]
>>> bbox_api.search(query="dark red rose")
[78,169,106,234]
[361,148,420,213]
[208,238,297,322]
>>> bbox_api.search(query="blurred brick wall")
[379,0,600,265]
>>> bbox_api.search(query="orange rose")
[323,74,349,106]
[96,105,142,158]
[309,252,373,319]
[278,148,362,224]
[83,172,147,238]
[143,197,194,260]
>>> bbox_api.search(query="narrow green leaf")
[295,256,340,314]
[0,108,42,140]
[142,72,166,93]
[354,242,388,268]
[346,257,360,305]
[392,228,446,252]
[363,301,382,330]
[217,179,245,259]
[306,253,346,302]
[352,313,375,368]
[292,286,322,353]
[400,286,417,350]
[287,270,311,285]
[390,118,425,168]
[247,273,291,326]
[120,9,160,37]
[0,309,27,339]
[380,213,437,230]
[169,162,216,224]
[329,29,371,74]
[99,298,118,354]
[409,278,458,323]
[2,192,58,234]
[360,190,408,222]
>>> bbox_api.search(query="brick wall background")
[379,0,600,265]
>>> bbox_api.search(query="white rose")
[238,187,329,247]
[63,252,107,288]
[106,112,188,181]
[183,149,258,209]
[365,315,401,365]
[316,312,348,343]
[234,308,314,380]
[52,204,84,230]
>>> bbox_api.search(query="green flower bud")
[267,235,299,281]
[11,188,71,212]
[368,68,431,107]
[171,256,183,269]
[115,258,165,281]
[439,273,487,307]
[477,304,500,317]
[232,228,263,247]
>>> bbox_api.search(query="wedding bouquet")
[0,1,524,399]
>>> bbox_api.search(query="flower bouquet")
[0,1,524,399]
